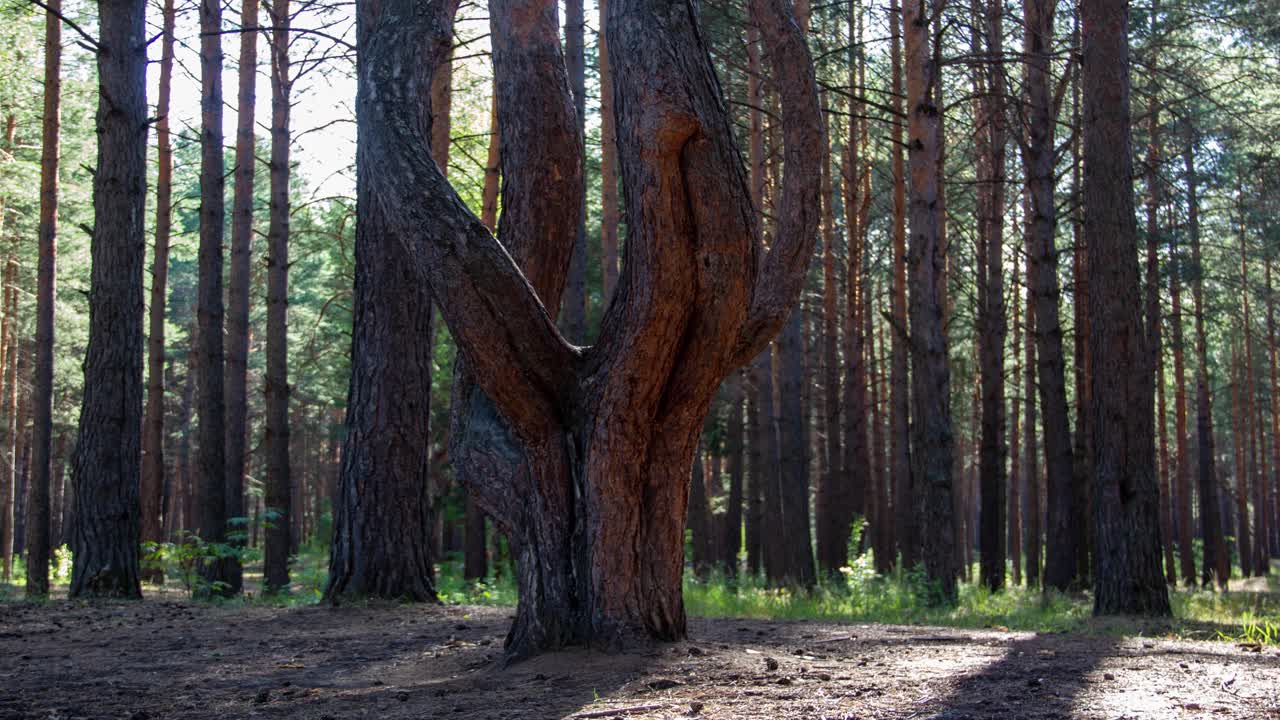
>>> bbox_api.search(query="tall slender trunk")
[70,0,148,598]
[1265,256,1279,569]
[1082,0,1170,615]
[1,265,17,582]
[1024,252,1042,587]
[1183,129,1226,588]
[1021,0,1077,592]
[745,363,763,575]
[142,0,176,561]
[871,299,892,572]
[26,0,61,597]
[1143,3,1174,585]
[975,0,1007,591]
[466,89,502,583]
[563,0,587,342]
[889,0,913,570]
[722,369,745,575]
[196,0,236,596]
[1069,14,1093,588]
[1009,263,1024,586]
[262,0,293,592]
[1237,216,1256,576]
[778,308,816,586]
[903,0,956,603]
[1171,206,1195,583]
[222,0,259,596]
[841,0,871,561]
[816,88,846,575]
[598,0,619,302]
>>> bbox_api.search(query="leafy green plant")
[143,530,260,599]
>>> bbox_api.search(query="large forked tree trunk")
[1021,0,1077,593]
[903,0,956,603]
[357,0,820,661]
[1081,0,1170,615]
[141,0,176,570]
[70,0,147,599]
[263,0,292,592]
[224,0,259,597]
[26,0,61,597]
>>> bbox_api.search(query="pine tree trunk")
[778,309,816,586]
[1024,258,1042,587]
[975,0,1007,592]
[816,94,847,576]
[26,0,60,597]
[563,0,588,343]
[327,0,448,603]
[598,0,619,302]
[1082,0,1170,615]
[1008,270,1024,586]
[223,0,259,596]
[0,258,14,582]
[141,0,175,567]
[69,0,147,598]
[904,0,957,603]
[722,370,745,575]
[1183,129,1226,588]
[1171,212,1196,583]
[889,0,914,570]
[1265,256,1280,569]
[263,0,292,592]
[195,0,236,596]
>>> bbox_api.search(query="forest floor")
[2,597,1279,720]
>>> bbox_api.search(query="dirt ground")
[2,600,1278,720]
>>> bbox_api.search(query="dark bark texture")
[1081,0,1171,615]
[69,0,147,599]
[27,0,61,597]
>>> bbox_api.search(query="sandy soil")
[2,600,1278,719]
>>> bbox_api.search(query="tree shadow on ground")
[922,632,1121,720]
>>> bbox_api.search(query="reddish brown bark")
[357,0,820,659]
